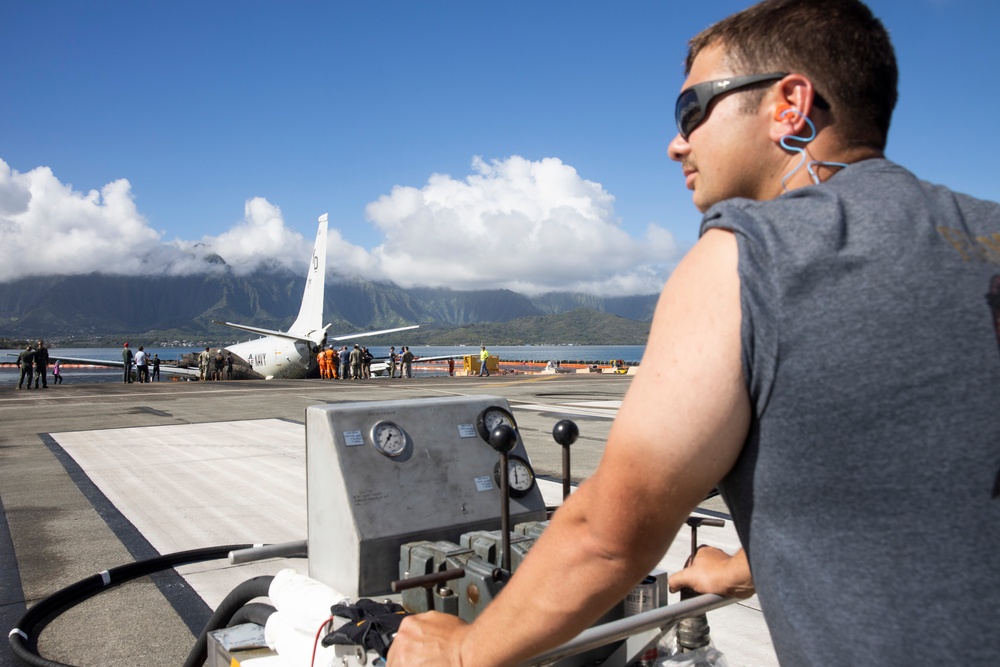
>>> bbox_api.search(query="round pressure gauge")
[476,406,517,442]
[371,420,407,457]
[493,455,536,498]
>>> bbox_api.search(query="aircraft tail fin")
[288,214,328,337]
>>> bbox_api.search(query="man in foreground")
[388,1,1000,665]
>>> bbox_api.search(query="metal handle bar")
[391,567,467,592]
[520,594,736,666]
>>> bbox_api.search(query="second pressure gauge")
[494,455,536,498]
[371,420,407,457]
[476,405,517,442]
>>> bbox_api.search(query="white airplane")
[211,214,418,379]
[32,214,419,380]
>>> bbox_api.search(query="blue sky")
[1,1,997,295]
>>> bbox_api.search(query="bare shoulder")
[601,228,747,505]
[634,227,741,385]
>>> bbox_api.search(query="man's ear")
[769,75,815,143]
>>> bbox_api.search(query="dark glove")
[321,598,410,659]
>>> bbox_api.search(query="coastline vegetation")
[1,309,651,349]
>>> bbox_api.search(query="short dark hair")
[686,0,897,150]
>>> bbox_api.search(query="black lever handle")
[680,516,727,601]
[552,419,579,446]
[488,424,517,453]
[552,420,579,500]
[391,567,467,593]
[489,424,517,572]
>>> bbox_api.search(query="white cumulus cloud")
[0,159,336,280]
[172,198,314,274]
[0,155,681,296]
[0,160,163,280]
[359,156,679,295]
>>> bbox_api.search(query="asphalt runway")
[0,373,774,666]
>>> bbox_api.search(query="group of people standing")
[15,340,59,389]
[318,344,375,379]
[121,342,161,383]
[390,346,415,379]
[197,347,233,381]
[316,344,416,379]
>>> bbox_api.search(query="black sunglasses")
[675,72,787,139]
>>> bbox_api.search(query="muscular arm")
[388,229,751,667]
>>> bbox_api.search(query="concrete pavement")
[0,374,774,666]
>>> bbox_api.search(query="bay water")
[1,345,645,385]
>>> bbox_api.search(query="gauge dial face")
[476,406,517,442]
[494,455,536,498]
[371,421,407,457]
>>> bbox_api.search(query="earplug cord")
[778,109,848,190]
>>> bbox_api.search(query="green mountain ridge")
[0,273,657,346]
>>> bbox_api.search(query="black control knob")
[552,420,579,501]
[552,420,579,447]
[489,424,518,454]
[489,423,518,573]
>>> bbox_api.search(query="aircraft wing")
[158,364,202,378]
[373,354,461,363]
[216,320,357,347]
[414,354,461,361]
[369,353,460,375]
[212,321,318,344]
[328,324,420,342]
[7,354,202,377]
[216,320,417,345]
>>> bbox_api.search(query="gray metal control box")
[306,395,547,597]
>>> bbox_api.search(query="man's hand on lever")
[668,546,755,599]
[388,611,469,667]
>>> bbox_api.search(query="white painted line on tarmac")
[52,419,308,607]
[513,402,619,419]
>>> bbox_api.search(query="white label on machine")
[457,423,477,438]
[474,476,494,491]
[343,430,365,447]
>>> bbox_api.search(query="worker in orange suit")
[325,346,337,379]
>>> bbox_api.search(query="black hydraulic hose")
[226,602,277,629]
[182,575,274,667]
[8,543,252,667]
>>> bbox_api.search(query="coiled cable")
[8,544,253,667]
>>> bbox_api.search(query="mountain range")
[0,271,658,345]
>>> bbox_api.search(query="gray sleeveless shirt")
[701,159,1000,665]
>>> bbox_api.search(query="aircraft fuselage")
[226,338,316,380]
